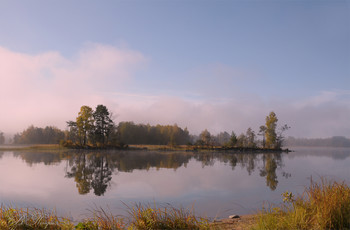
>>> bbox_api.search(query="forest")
[3,105,289,150]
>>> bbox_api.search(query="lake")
[0,147,349,221]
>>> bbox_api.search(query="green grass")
[253,179,350,230]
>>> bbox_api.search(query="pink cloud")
[0,45,349,139]
[0,44,147,133]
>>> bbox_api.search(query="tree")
[76,106,94,146]
[13,126,64,144]
[265,111,278,149]
[229,131,237,147]
[199,129,212,146]
[116,122,190,145]
[215,131,230,146]
[236,133,246,147]
[66,121,78,143]
[93,105,114,146]
[276,124,290,149]
[0,131,4,145]
[258,125,267,148]
[246,127,256,148]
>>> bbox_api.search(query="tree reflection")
[66,152,113,196]
[91,154,112,196]
[10,150,289,194]
[265,155,278,190]
[66,153,93,194]
[259,153,282,190]
[12,151,66,166]
[64,151,193,195]
[195,151,285,191]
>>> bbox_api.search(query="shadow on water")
[9,150,290,195]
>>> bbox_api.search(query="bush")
[60,140,77,148]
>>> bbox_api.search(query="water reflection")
[66,153,113,196]
[9,150,289,194]
[193,152,284,190]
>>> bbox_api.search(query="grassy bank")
[0,144,64,151]
[129,144,290,153]
[1,179,349,229]
[0,143,290,153]
[0,204,210,230]
[1,174,348,230]
[253,179,350,229]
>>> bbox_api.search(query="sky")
[0,0,349,138]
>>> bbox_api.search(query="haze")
[0,1,349,138]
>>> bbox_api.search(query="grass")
[3,179,349,229]
[128,144,194,151]
[75,207,126,230]
[128,144,290,153]
[126,203,210,229]
[0,144,64,151]
[253,178,350,230]
[0,205,74,229]
[0,203,210,230]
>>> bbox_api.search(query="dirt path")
[210,215,258,229]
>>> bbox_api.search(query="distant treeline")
[13,126,65,145]
[118,122,190,145]
[12,122,191,146]
[285,136,350,148]
[7,105,289,149]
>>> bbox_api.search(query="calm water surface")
[0,147,349,220]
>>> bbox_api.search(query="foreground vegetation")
[254,179,350,230]
[0,204,209,230]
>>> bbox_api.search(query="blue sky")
[0,0,349,138]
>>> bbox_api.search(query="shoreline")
[0,143,291,153]
[211,214,258,230]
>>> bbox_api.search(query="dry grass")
[126,203,210,229]
[80,207,126,230]
[0,144,63,151]
[0,203,211,230]
[0,205,73,229]
[254,179,350,229]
